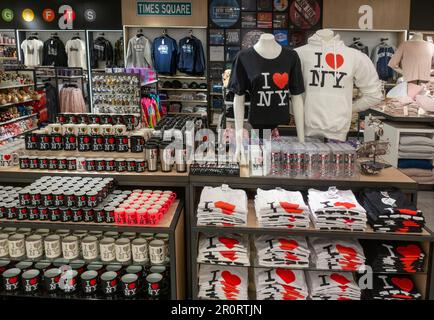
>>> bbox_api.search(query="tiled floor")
[418,192,434,230]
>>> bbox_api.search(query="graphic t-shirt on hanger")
[228,47,305,127]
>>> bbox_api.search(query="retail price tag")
[403,106,408,116]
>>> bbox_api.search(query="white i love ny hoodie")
[295,33,382,141]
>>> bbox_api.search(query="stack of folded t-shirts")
[306,271,361,300]
[364,275,422,300]
[361,189,425,233]
[308,188,367,231]
[197,265,248,300]
[197,185,248,226]
[398,135,434,183]
[254,188,310,229]
[361,241,425,273]
[254,235,310,268]
[197,233,250,266]
[309,238,366,271]
[254,268,308,300]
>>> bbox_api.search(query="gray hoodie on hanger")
[126,35,153,68]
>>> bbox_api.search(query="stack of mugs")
[0,229,170,298]
[55,113,139,131]
[114,190,176,226]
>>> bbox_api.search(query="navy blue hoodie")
[177,36,206,76]
[152,35,178,75]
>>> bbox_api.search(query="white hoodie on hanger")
[295,33,382,141]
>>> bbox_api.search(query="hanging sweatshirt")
[65,38,87,69]
[126,36,153,68]
[295,33,382,141]
[177,36,206,75]
[152,35,178,75]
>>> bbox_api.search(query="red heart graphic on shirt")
[285,252,300,261]
[279,239,299,251]
[398,209,417,216]
[330,273,350,286]
[403,220,420,227]
[4,155,11,161]
[219,251,238,261]
[396,244,421,257]
[334,202,356,209]
[218,236,239,249]
[392,277,413,292]
[272,73,289,90]
[151,283,159,290]
[276,268,295,284]
[336,244,357,258]
[214,201,236,215]
[221,271,241,287]
[279,202,303,214]
[325,53,344,70]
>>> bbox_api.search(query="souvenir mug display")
[55,113,141,131]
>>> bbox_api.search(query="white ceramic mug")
[131,238,148,263]
[99,237,116,262]
[62,236,79,260]
[149,240,166,265]
[0,233,9,257]
[8,234,26,258]
[44,235,61,259]
[81,236,99,261]
[115,238,131,263]
[25,235,44,259]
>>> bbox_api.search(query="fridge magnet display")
[226,29,241,45]
[225,46,240,62]
[273,13,289,28]
[241,12,257,28]
[210,0,241,28]
[210,29,225,45]
[274,0,289,11]
[257,12,273,28]
[289,0,321,30]
[257,0,273,11]
[241,0,256,11]
[273,30,289,46]
[241,30,265,49]
[210,46,225,62]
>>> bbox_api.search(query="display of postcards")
[289,0,322,30]
[273,30,289,46]
[274,0,289,11]
[241,12,257,28]
[210,29,225,45]
[226,46,240,62]
[226,29,241,45]
[257,0,273,11]
[257,12,272,28]
[241,29,265,49]
[273,13,289,28]
[241,0,256,11]
[209,62,225,79]
[210,46,225,62]
[209,0,241,28]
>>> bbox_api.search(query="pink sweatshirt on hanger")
[388,41,434,82]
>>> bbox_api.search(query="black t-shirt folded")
[363,275,422,300]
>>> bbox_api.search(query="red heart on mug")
[29,278,38,285]
[110,279,117,287]
[218,236,239,249]
[279,238,299,251]
[391,277,413,292]
[221,271,241,287]
[330,273,350,286]
[276,268,295,284]
[272,72,289,90]
[9,276,18,284]
[3,155,11,161]
[69,136,76,143]
[55,137,62,143]
[109,138,115,144]
[90,279,97,286]
[325,53,344,69]
[122,138,128,144]
[128,282,136,289]
[97,138,103,144]
[151,283,159,290]
[83,137,90,143]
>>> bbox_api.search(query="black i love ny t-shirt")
[228,47,305,127]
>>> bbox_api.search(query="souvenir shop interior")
[0,0,434,302]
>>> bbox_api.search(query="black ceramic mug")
[100,271,118,296]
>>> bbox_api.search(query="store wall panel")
[410,0,434,31]
[122,0,207,27]
[323,0,410,30]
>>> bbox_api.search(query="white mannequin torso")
[233,34,305,164]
